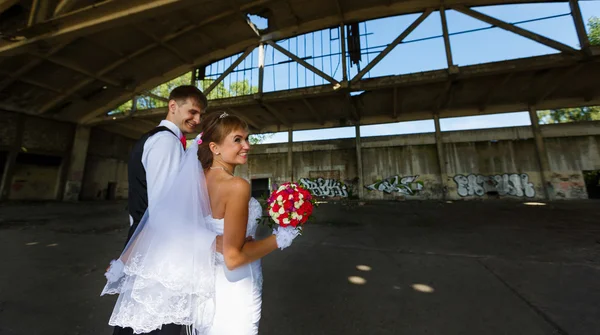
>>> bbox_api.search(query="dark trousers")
[125,222,138,247]
[112,324,182,335]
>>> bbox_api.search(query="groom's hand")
[215,236,253,254]
[215,236,223,254]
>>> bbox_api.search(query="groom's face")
[169,97,204,134]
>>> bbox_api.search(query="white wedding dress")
[206,197,264,335]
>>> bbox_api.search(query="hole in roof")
[248,14,268,30]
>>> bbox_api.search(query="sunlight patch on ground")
[348,276,367,285]
[412,284,435,293]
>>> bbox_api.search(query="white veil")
[101,135,217,334]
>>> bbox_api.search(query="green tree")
[538,106,600,124]
[249,133,274,145]
[109,73,274,143]
[589,16,600,46]
[110,74,258,114]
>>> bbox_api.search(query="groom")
[114,85,207,335]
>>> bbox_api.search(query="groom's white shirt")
[129,120,184,225]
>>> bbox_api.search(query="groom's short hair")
[169,85,208,110]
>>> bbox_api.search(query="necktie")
[180,134,187,150]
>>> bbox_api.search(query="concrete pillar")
[528,106,552,200]
[0,114,25,201]
[287,129,293,181]
[433,113,448,199]
[355,123,364,199]
[62,126,91,201]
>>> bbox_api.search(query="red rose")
[272,203,281,213]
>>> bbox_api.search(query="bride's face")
[217,128,250,166]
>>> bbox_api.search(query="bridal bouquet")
[266,182,315,232]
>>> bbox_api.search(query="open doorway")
[251,178,270,199]
[583,171,600,199]
[0,151,7,179]
[10,153,62,200]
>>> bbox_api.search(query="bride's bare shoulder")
[223,176,250,197]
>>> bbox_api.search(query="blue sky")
[215,2,600,143]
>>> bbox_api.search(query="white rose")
[294,202,301,209]
[277,195,283,201]
[278,207,285,214]
[299,193,304,199]
[283,218,290,224]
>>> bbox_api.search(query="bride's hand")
[273,226,301,250]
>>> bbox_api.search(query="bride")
[101,111,300,334]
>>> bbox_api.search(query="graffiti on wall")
[299,178,348,197]
[365,175,424,196]
[453,173,535,198]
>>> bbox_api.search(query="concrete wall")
[241,121,600,201]
[2,106,598,202]
[81,128,134,200]
[0,110,135,202]
[0,110,74,201]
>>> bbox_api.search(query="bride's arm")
[222,178,278,270]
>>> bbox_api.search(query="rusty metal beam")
[478,72,514,111]
[81,50,597,127]
[0,0,18,14]
[333,0,344,21]
[452,5,578,55]
[340,24,348,83]
[227,107,261,130]
[569,0,591,56]
[262,102,291,127]
[53,0,80,16]
[229,0,261,37]
[0,41,70,92]
[38,6,252,115]
[205,46,255,95]
[143,92,169,103]
[301,98,324,125]
[0,0,200,57]
[31,53,122,87]
[392,87,400,119]
[70,1,569,126]
[434,80,453,111]
[534,64,583,104]
[351,9,433,83]
[267,40,339,86]
[135,119,160,129]
[344,92,360,121]
[28,0,40,26]
[133,25,191,64]
[440,6,454,69]
[258,43,265,95]
[98,123,143,140]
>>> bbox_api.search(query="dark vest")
[128,126,178,228]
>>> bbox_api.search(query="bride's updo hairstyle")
[197,111,249,169]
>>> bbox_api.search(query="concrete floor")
[0,199,599,335]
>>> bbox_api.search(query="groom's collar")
[158,120,182,139]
